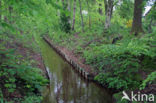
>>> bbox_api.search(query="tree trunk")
[79,0,84,32]
[72,0,76,30]
[131,0,144,34]
[86,0,91,28]
[104,0,114,29]
[67,0,71,25]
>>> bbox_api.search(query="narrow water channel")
[39,38,113,103]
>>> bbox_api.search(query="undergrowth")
[0,30,48,102]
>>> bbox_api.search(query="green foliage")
[21,95,42,103]
[0,2,50,101]
[0,49,18,93]
[46,0,155,91]
[116,0,134,20]
[0,95,42,103]
[140,71,156,90]
[17,67,48,92]
[60,4,71,33]
[60,12,71,33]
[0,0,155,100]
[84,34,156,90]
[0,47,48,102]
[40,0,156,92]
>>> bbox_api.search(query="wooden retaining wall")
[43,36,94,80]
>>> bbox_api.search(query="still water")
[39,38,113,103]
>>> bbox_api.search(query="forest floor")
[16,45,46,75]
[6,41,47,76]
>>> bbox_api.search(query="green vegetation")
[0,0,49,102]
[0,0,155,102]
[0,37,48,102]
[44,0,156,91]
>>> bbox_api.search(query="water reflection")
[39,39,113,103]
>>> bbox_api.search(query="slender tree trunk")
[131,0,144,34]
[104,0,114,29]
[86,0,91,29]
[67,0,71,25]
[72,0,76,30]
[79,0,84,32]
